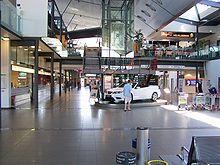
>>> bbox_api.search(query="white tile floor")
[1,87,220,164]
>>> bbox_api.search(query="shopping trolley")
[178,92,188,110]
[192,93,206,110]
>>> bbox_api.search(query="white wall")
[1,40,11,108]
[17,0,48,37]
[206,59,220,89]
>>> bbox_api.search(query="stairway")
[83,47,101,74]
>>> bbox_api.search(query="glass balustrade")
[140,45,220,60]
[1,0,22,35]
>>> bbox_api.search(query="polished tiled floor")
[1,87,220,164]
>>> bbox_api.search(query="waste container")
[116,151,136,165]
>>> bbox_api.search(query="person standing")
[123,79,132,111]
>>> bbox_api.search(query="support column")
[195,23,199,93]
[69,71,71,91]
[64,70,67,93]
[124,2,128,56]
[176,70,180,104]
[0,8,2,128]
[107,0,111,69]
[163,71,166,89]
[59,61,62,96]
[50,53,54,100]
[101,74,104,101]
[60,17,63,43]
[50,0,55,37]
[34,39,39,109]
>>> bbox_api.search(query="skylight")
[179,2,217,22]
[208,0,220,2]
[196,3,210,14]
[180,6,198,21]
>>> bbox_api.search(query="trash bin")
[148,160,168,165]
[116,151,136,165]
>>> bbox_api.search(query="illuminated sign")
[161,32,194,38]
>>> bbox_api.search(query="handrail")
[179,146,189,162]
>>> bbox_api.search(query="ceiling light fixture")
[70,7,79,11]
[141,10,151,17]
[146,3,156,12]
[154,0,163,5]
[1,37,10,41]
[136,15,156,31]
[137,15,146,22]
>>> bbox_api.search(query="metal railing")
[0,0,22,35]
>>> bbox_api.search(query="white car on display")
[105,82,161,103]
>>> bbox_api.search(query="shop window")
[17,46,29,65]
[11,46,17,61]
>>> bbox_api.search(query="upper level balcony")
[139,45,220,61]
[1,0,22,36]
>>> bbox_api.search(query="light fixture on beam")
[141,10,151,17]
[146,3,156,12]
[154,0,163,5]
[137,15,146,22]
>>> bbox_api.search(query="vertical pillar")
[64,70,67,93]
[50,53,54,100]
[163,71,166,89]
[101,74,104,100]
[60,17,63,43]
[0,8,2,128]
[107,0,111,69]
[68,71,71,91]
[50,0,55,37]
[176,71,180,103]
[195,23,199,93]
[34,39,39,109]
[124,1,128,56]
[59,61,62,96]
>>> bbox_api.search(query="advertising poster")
[104,75,112,90]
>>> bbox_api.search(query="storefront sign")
[161,32,194,38]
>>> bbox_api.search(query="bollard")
[137,127,149,165]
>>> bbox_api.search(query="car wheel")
[151,92,158,101]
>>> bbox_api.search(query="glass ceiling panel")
[207,0,220,2]
[198,5,218,19]
[179,3,218,22]
[180,6,199,21]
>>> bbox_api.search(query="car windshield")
[117,82,137,88]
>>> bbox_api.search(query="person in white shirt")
[123,80,132,111]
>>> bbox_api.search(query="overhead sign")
[161,32,194,38]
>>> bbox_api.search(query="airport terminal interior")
[1,0,220,164]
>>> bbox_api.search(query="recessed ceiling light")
[70,7,79,11]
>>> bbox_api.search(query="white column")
[1,40,11,108]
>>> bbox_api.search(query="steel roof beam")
[199,0,220,8]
